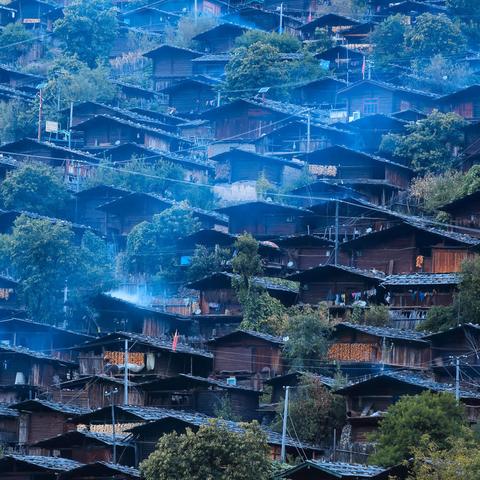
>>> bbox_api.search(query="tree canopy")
[54,0,119,67]
[1,163,71,217]
[140,421,272,480]
[370,391,468,466]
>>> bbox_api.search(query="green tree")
[447,0,480,48]
[455,256,480,323]
[1,164,71,217]
[187,245,231,282]
[405,13,466,67]
[232,234,286,334]
[370,15,408,74]
[125,202,200,276]
[370,391,468,466]
[225,42,290,99]
[417,305,456,332]
[0,99,37,144]
[165,13,217,49]
[0,215,114,324]
[408,435,480,480]
[364,305,391,327]
[380,110,466,173]
[283,305,332,371]
[272,374,345,445]
[54,0,119,67]
[140,421,272,480]
[0,23,33,64]
[234,31,301,53]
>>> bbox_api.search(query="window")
[363,98,378,114]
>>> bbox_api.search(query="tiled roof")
[0,404,18,418]
[207,329,285,346]
[1,455,83,472]
[216,200,312,215]
[338,79,439,99]
[10,399,90,416]
[32,429,131,448]
[76,331,213,359]
[68,461,141,478]
[287,264,386,282]
[382,273,461,286]
[0,318,93,340]
[126,408,321,450]
[279,460,392,478]
[0,344,78,366]
[336,322,428,343]
[337,370,480,400]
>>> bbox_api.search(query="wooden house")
[73,331,213,379]
[128,410,322,462]
[391,108,427,122]
[91,292,190,336]
[0,138,98,184]
[31,430,135,466]
[436,85,480,120]
[277,460,406,480]
[382,273,460,329]
[186,272,299,316]
[202,98,307,142]
[0,65,43,90]
[224,7,302,34]
[217,200,311,237]
[192,23,248,53]
[340,113,407,153]
[423,324,480,382]
[291,77,348,108]
[73,185,129,232]
[206,329,285,389]
[288,264,384,311]
[340,22,375,51]
[0,84,35,104]
[298,13,360,40]
[114,82,161,108]
[384,0,447,21]
[191,53,230,78]
[0,318,93,363]
[439,190,480,230]
[289,179,369,205]
[254,121,355,156]
[71,115,193,152]
[121,6,179,33]
[129,107,187,126]
[9,0,56,30]
[161,76,220,116]
[143,45,202,91]
[0,4,17,26]
[335,370,480,442]
[63,462,140,480]
[0,455,82,480]
[97,143,213,183]
[0,345,77,404]
[97,192,227,241]
[327,323,430,369]
[0,404,19,445]
[139,373,261,420]
[212,148,302,186]
[315,46,364,81]
[56,375,142,409]
[297,146,413,205]
[340,218,480,274]
[338,80,437,118]
[275,234,335,270]
[9,399,89,446]
[138,0,227,16]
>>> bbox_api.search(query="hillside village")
[0,0,479,478]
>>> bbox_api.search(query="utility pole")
[455,356,460,404]
[124,339,129,405]
[37,88,43,141]
[194,0,198,25]
[68,101,73,149]
[279,3,283,34]
[105,388,119,463]
[306,111,311,154]
[334,200,339,266]
[280,386,290,462]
